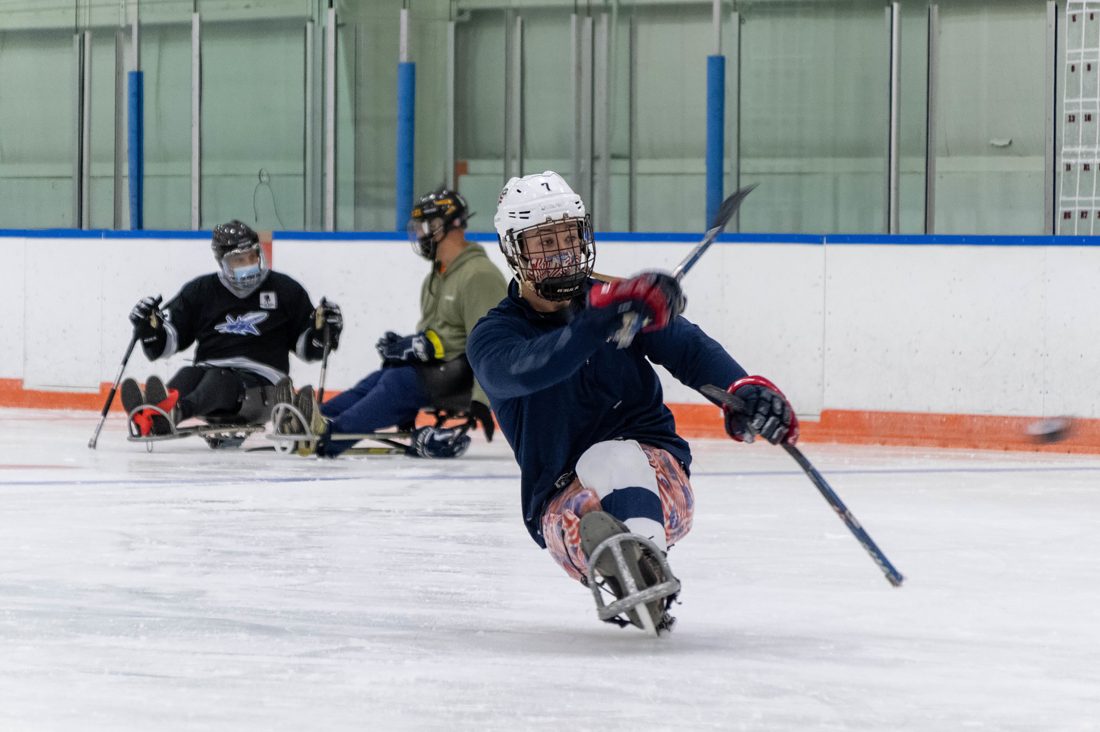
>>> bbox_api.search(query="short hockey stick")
[612,184,757,347]
[87,334,139,450]
[700,383,905,587]
[88,295,164,450]
[316,297,333,404]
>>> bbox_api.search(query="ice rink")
[1,408,1097,731]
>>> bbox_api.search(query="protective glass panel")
[933,0,1048,234]
[737,0,889,234]
[0,28,76,227]
[201,17,305,230]
[141,17,191,229]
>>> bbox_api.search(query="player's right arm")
[467,310,611,399]
[129,281,198,360]
[129,295,168,359]
[469,273,686,400]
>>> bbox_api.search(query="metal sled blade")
[586,532,680,637]
[267,401,414,454]
[127,404,264,452]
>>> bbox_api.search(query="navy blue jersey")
[467,279,747,546]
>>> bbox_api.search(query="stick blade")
[710,183,758,233]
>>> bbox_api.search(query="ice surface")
[1,408,1098,730]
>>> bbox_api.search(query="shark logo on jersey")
[215,311,269,336]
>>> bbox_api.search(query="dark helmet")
[407,188,471,260]
[212,220,260,261]
[211,220,267,295]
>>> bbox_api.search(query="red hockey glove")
[587,271,686,333]
[724,375,799,445]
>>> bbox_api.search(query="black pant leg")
[175,367,243,421]
[167,366,207,396]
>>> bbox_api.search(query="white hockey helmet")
[493,171,595,301]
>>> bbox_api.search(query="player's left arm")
[284,279,341,361]
[644,319,798,445]
[283,279,316,357]
[641,316,747,390]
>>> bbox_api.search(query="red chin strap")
[726,375,800,444]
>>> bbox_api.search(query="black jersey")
[161,272,317,384]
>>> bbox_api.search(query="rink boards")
[1,230,1098,450]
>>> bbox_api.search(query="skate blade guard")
[585,531,681,637]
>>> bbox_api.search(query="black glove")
[129,295,167,355]
[723,376,799,445]
[310,299,343,350]
[587,271,686,346]
[469,400,495,443]
[407,425,471,459]
[376,330,440,366]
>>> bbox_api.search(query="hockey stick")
[87,334,139,450]
[671,183,757,280]
[87,295,164,450]
[612,184,757,347]
[699,383,905,587]
[316,297,333,404]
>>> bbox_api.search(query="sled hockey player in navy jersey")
[466,171,799,635]
[121,220,342,444]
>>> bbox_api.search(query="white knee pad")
[575,440,656,498]
[575,440,666,550]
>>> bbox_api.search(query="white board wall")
[1,232,1096,420]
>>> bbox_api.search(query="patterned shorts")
[540,443,694,582]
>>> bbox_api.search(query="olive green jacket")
[416,242,508,405]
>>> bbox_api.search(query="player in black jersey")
[122,220,342,436]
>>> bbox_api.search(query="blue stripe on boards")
[3,230,1100,247]
[274,231,410,241]
[823,234,1100,246]
[0,229,211,239]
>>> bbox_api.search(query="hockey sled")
[126,404,265,452]
[583,514,681,637]
[265,401,478,456]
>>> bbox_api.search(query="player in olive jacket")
[304,188,506,458]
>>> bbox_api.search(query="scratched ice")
[1,408,1097,730]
